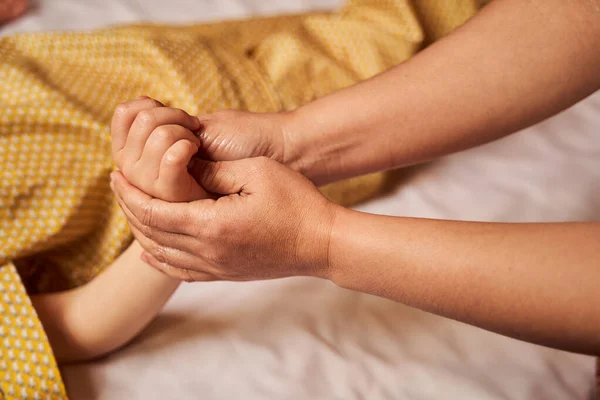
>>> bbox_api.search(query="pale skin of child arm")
[31,241,180,363]
[30,98,205,363]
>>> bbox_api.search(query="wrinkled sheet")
[2,1,598,399]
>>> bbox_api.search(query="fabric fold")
[0,1,479,397]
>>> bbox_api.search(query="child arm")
[29,99,206,363]
[31,241,179,363]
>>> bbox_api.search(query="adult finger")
[110,170,214,236]
[141,252,217,282]
[128,222,198,271]
[124,107,201,164]
[111,97,163,162]
[112,173,212,245]
[139,236,203,273]
[126,215,204,267]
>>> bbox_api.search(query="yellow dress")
[0,1,483,398]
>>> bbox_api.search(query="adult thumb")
[188,158,253,195]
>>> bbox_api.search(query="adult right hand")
[110,156,338,282]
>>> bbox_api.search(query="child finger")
[140,124,200,178]
[124,107,200,163]
[110,97,163,163]
[158,140,203,200]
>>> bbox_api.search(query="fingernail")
[137,95,150,100]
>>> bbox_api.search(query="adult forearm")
[283,0,600,185]
[329,209,600,354]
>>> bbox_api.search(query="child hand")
[110,97,208,202]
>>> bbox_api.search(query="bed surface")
[2,1,599,399]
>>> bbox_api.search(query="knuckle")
[153,244,168,264]
[154,125,175,142]
[140,200,156,228]
[114,102,131,118]
[137,109,156,126]
[140,223,154,241]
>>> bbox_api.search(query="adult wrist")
[319,206,356,286]
[279,106,324,182]
[295,199,342,280]
[325,207,381,291]
[279,100,370,186]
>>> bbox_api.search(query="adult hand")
[196,110,291,165]
[0,0,27,24]
[110,157,338,282]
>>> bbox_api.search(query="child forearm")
[283,0,600,185]
[32,241,180,363]
[330,209,600,354]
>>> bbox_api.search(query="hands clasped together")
[106,0,600,357]
[110,97,336,282]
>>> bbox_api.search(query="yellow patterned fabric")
[0,1,480,398]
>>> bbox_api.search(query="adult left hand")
[110,157,338,282]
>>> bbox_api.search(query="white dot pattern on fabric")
[0,1,481,397]
[0,264,66,399]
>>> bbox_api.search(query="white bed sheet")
[2,1,599,399]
